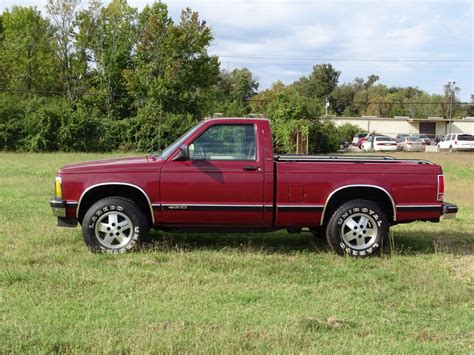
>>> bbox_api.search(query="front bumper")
[442,202,458,219]
[49,198,66,217]
[49,198,78,227]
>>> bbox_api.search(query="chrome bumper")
[442,202,458,219]
[49,198,66,217]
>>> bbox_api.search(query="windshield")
[161,121,205,159]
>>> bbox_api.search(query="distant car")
[424,134,436,145]
[434,135,445,145]
[352,133,367,144]
[410,134,431,145]
[352,133,368,148]
[362,135,398,152]
[397,137,426,152]
[438,133,474,151]
[395,134,410,143]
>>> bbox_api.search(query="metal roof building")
[332,116,474,137]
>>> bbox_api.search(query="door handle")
[243,166,259,171]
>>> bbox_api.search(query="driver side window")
[189,124,256,161]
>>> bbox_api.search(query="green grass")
[0,152,473,353]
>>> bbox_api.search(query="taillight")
[437,174,444,201]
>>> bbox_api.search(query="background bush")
[0,94,197,153]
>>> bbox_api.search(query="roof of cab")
[204,117,269,123]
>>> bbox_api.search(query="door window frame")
[187,123,258,162]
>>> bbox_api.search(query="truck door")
[160,123,265,226]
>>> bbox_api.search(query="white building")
[332,116,474,137]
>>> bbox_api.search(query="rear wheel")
[82,197,148,253]
[326,199,389,257]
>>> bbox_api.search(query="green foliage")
[213,68,259,116]
[308,120,341,153]
[337,123,361,143]
[292,64,341,101]
[125,2,219,118]
[0,94,26,149]
[130,101,196,152]
[1,6,60,92]
[263,88,319,153]
[0,94,196,152]
[76,0,138,118]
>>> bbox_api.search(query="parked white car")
[438,133,474,151]
[362,135,398,152]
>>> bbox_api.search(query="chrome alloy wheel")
[94,211,133,249]
[340,213,378,250]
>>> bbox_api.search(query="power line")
[217,54,474,62]
[249,97,472,105]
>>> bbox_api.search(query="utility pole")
[325,97,330,117]
[447,81,456,134]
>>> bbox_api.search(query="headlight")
[55,176,63,199]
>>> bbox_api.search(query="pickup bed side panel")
[275,161,442,227]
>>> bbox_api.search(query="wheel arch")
[77,183,155,225]
[320,184,396,226]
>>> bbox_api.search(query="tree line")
[0,0,472,153]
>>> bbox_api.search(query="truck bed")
[275,154,433,165]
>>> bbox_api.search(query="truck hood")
[59,155,163,174]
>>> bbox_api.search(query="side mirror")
[174,145,189,161]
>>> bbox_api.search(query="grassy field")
[0,151,473,353]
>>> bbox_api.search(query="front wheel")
[82,197,148,253]
[326,199,389,257]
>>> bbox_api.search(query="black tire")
[82,197,148,253]
[326,199,389,257]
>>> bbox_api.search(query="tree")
[0,6,60,93]
[213,68,259,116]
[249,80,285,113]
[76,0,137,118]
[443,82,462,119]
[364,74,379,89]
[467,95,474,117]
[125,2,219,118]
[263,87,322,153]
[46,0,81,100]
[331,84,356,116]
[292,63,341,101]
[0,13,6,89]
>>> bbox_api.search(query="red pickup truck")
[49,118,457,256]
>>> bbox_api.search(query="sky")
[1,0,473,101]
